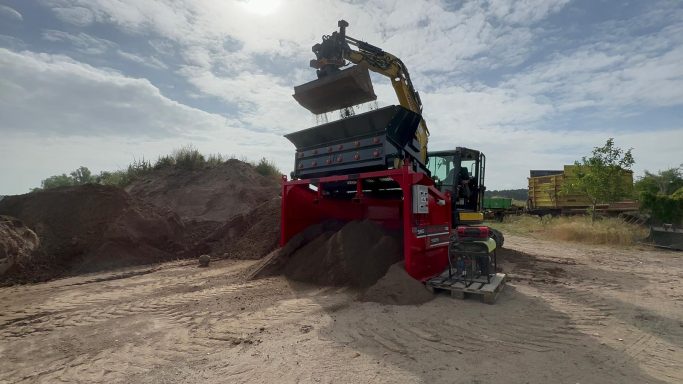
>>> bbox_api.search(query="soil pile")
[246,220,345,280]
[126,159,280,221]
[191,197,281,259]
[0,216,39,275]
[283,220,403,288]
[361,262,434,305]
[0,184,184,283]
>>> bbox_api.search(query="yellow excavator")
[292,20,501,246]
[295,20,429,164]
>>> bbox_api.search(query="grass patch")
[490,214,648,246]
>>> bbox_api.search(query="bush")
[154,155,175,169]
[35,166,97,190]
[38,174,75,190]
[206,153,225,167]
[254,157,280,177]
[97,170,128,187]
[31,147,273,191]
[672,187,683,199]
[640,192,683,225]
[172,145,205,170]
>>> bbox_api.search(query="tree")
[635,166,683,196]
[70,166,95,185]
[562,138,635,221]
[39,174,76,190]
[34,166,95,191]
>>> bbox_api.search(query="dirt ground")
[1,234,681,384]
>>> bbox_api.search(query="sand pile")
[361,262,434,305]
[126,159,280,221]
[0,216,39,275]
[282,220,403,288]
[0,184,184,283]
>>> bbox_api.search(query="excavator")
[281,20,503,288]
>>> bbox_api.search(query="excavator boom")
[292,20,429,164]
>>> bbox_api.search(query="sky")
[0,0,681,195]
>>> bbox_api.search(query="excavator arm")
[305,20,430,164]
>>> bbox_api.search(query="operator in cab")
[445,166,472,200]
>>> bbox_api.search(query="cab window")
[427,154,455,188]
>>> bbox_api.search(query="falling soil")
[283,220,403,288]
[361,262,434,305]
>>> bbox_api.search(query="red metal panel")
[280,163,451,281]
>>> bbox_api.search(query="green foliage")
[562,138,634,220]
[70,166,95,184]
[125,158,153,180]
[673,187,683,199]
[153,147,226,170]
[172,145,205,170]
[32,146,280,191]
[154,155,175,169]
[36,166,97,190]
[635,166,683,196]
[35,160,152,191]
[39,173,76,190]
[206,154,226,167]
[97,170,128,186]
[254,157,280,177]
[640,192,683,225]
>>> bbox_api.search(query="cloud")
[0,34,25,50]
[503,27,683,112]
[486,0,570,24]
[51,6,94,26]
[117,50,168,69]
[42,29,116,55]
[0,5,22,21]
[6,0,680,194]
[0,48,294,194]
[0,48,225,137]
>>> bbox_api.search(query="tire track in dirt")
[0,261,297,384]
[534,282,683,383]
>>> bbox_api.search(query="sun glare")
[239,0,283,16]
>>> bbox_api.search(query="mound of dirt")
[0,216,39,275]
[126,159,280,221]
[191,197,281,259]
[283,220,403,288]
[0,184,184,283]
[361,262,434,305]
[246,220,345,280]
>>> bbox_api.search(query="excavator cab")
[427,148,486,226]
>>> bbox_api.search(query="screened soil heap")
[282,220,403,288]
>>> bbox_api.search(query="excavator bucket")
[293,65,377,114]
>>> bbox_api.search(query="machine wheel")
[489,228,504,249]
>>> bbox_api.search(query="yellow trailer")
[527,165,634,212]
